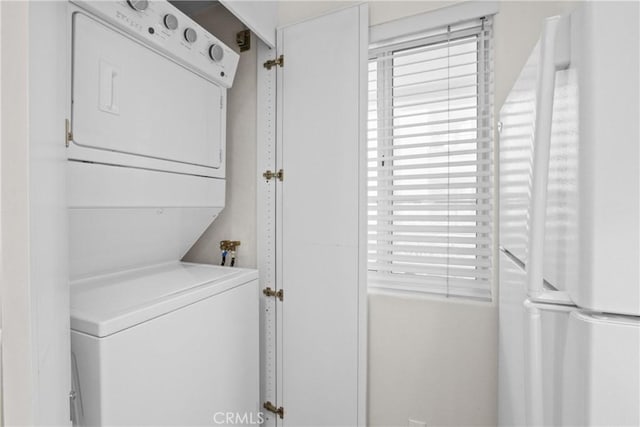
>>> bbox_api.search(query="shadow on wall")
[182,3,258,269]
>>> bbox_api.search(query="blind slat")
[393,57,485,77]
[369,183,493,193]
[370,253,491,267]
[367,138,491,153]
[368,234,492,245]
[368,273,490,289]
[371,224,491,233]
[368,147,490,163]
[369,72,480,94]
[369,93,481,114]
[369,214,491,222]
[368,52,491,83]
[368,271,490,287]
[368,262,490,279]
[369,193,492,202]
[368,203,492,211]
[368,114,489,133]
[368,104,484,122]
[368,170,490,181]
[370,159,491,172]
[369,244,491,256]
[368,127,492,143]
[368,274,490,300]
[370,83,482,104]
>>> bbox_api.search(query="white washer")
[70,263,259,425]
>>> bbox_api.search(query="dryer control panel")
[70,0,239,88]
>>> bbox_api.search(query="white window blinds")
[367,16,494,300]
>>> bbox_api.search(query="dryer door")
[70,12,224,176]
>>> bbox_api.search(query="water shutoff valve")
[219,240,241,266]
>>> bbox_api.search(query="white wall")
[1,3,33,423]
[369,293,498,426]
[184,4,258,268]
[493,1,579,109]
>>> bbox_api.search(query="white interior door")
[276,4,368,426]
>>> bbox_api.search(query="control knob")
[163,14,178,30]
[184,28,197,43]
[126,0,148,12]
[208,44,224,62]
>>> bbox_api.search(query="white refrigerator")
[498,2,640,426]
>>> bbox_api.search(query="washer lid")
[70,262,257,338]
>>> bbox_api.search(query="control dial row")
[126,1,224,63]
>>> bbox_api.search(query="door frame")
[256,37,279,427]
[0,1,70,424]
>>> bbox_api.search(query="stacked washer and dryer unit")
[67,1,259,425]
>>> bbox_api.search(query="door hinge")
[65,118,73,148]
[263,55,284,70]
[263,287,283,302]
[236,29,251,52]
[263,401,284,419]
[263,169,283,182]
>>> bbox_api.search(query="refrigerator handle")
[526,15,571,300]
[524,300,544,426]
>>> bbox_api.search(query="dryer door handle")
[99,60,120,115]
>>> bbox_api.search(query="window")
[367,16,493,300]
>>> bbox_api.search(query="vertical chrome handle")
[524,300,575,426]
[526,15,571,299]
[524,15,571,427]
[524,301,544,427]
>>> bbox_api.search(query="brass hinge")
[263,54,284,70]
[236,29,251,52]
[263,287,283,302]
[263,401,284,419]
[263,169,283,182]
[65,118,73,148]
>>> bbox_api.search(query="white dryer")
[67,1,257,425]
